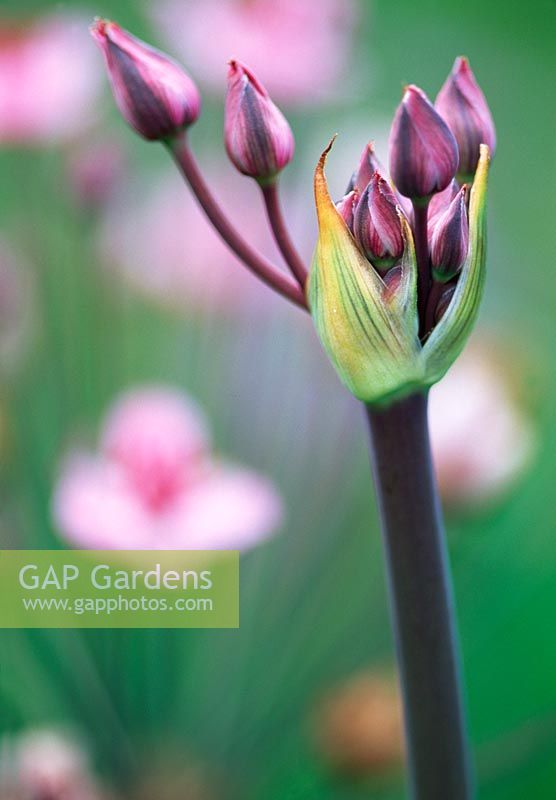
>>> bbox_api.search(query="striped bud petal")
[347,141,384,194]
[434,284,457,324]
[430,185,469,281]
[353,173,405,272]
[428,179,459,230]
[91,19,200,141]
[309,141,422,406]
[335,190,359,231]
[224,60,294,183]
[388,85,459,200]
[436,57,496,181]
[423,145,490,385]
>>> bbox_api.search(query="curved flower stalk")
[91,22,496,798]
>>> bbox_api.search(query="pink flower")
[2,729,101,800]
[99,165,312,313]
[224,60,294,182]
[0,12,102,144]
[53,387,283,550]
[388,85,459,200]
[429,339,536,508]
[149,0,356,106]
[90,19,201,141]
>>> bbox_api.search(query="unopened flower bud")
[388,85,459,200]
[353,173,404,272]
[91,19,201,141]
[382,265,404,302]
[428,179,459,229]
[434,284,456,324]
[224,60,294,184]
[436,57,496,181]
[348,141,384,194]
[335,190,359,231]
[430,186,469,281]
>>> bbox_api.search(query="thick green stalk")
[365,392,473,799]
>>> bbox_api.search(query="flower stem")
[167,133,308,311]
[261,182,308,288]
[412,201,430,336]
[365,392,473,800]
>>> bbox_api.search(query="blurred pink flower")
[148,0,356,105]
[0,12,102,144]
[53,387,283,550]
[100,165,312,313]
[429,339,536,508]
[1,729,101,800]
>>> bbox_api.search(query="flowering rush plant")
[91,18,495,800]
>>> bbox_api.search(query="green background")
[0,0,555,797]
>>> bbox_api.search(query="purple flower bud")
[388,85,459,200]
[90,19,201,141]
[430,185,469,281]
[434,284,457,324]
[335,190,359,231]
[353,173,404,273]
[428,179,459,230]
[436,57,496,180]
[224,60,294,183]
[382,265,404,301]
[348,141,384,194]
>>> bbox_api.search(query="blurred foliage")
[1,0,556,798]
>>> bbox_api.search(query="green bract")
[308,142,490,407]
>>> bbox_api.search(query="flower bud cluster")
[91,18,495,406]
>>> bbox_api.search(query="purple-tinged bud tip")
[224,60,294,184]
[388,84,459,200]
[434,284,457,324]
[436,57,496,180]
[430,185,469,281]
[382,265,404,302]
[353,173,405,273]
[348,141,384,194]
[428,179,459,230]
[335,189,359,231]
[90,19,201,141]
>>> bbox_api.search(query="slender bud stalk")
[168,133,307,309]
[261,182,308,287]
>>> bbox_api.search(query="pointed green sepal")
[308,140,423,405]
[422,144,490,384]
